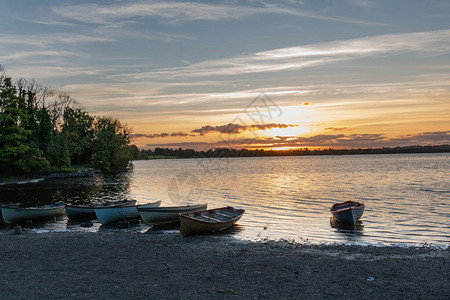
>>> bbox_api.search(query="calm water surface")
[1,153,449,247]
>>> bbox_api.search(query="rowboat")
[179,206,244,236]
[1,202,65,224]
[330,201,365,225]
[94,201,161,224]
[138,203,207,226]
[65,200,137,220]
[0,202,20,223]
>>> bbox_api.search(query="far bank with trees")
[0,65,137,178]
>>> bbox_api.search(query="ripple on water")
[1,153,449,247]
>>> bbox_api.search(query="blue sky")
[1,0,449,149]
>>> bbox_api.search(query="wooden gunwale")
[67,200,137,209]
[3,203,64,212]
[330,201,364,214]
[180,207,245,225]
[137,203,206,212]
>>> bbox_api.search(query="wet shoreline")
[0,231,448,299]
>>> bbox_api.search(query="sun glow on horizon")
[263,126,310,138]
[269,146,303,151]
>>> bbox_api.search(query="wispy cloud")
[348,0,373,8]
[7,66,107,80]
[51,1,385,25]
[126,29,450,79]
[0,50,80,61]
[131,123,297,140]
[131,132,189,139]
[144,131,450,149]
[191,123,298,135]
[0,33,113,47]
[93,21,196,42]
[325,127,353,132]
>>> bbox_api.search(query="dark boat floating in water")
[330,201,365,225]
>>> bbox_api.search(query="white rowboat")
[138,203,207,226]
[1,203,65,224]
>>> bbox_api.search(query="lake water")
[1,153,449,247]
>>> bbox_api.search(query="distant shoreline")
[138,144,450,160]
[1,147,448,182]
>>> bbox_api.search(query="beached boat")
[179,206,245,236]
[1,202,65,224]
[65,200,137,220]
[138,203,207,226]
[330,201,365,225]
[94,201,161,224]
[0,202,20,223]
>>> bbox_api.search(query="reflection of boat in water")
[1,203,65,224]
[138,203,207,226]
[330,201,365,225]
[179,206,244,236]
[330,216,364,231]
[65,200,137,220]
[330,216,364,241]
[95,201,161,224]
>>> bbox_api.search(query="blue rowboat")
[1,203,65,224]
[330,201,365,225]
[65,200,137,220]
[94,201,161,224]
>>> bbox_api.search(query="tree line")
[138,144,450,159]
[0,66,135,175]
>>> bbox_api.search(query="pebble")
[13,225,23,235]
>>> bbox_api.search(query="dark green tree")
[62,107,94,165]
[0,70,49,174]
[92,117,131,172]
[47,131,70,168]
[128,144,140,160]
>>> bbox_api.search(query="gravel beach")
[0,231,448,300]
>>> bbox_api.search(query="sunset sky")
[1,0,449,149]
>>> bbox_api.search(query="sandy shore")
[0,231,448,300]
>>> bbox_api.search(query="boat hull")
[330,201,365,225]
[180,206,244,236]
[138,204,207,225]
[65,206,95,220]
[65,200,137,220]
[0,203,20,223]
[1,203,65,224]
[95,201,161,224]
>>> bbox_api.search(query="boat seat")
[211,212,234,219]
[197,215,221,223]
